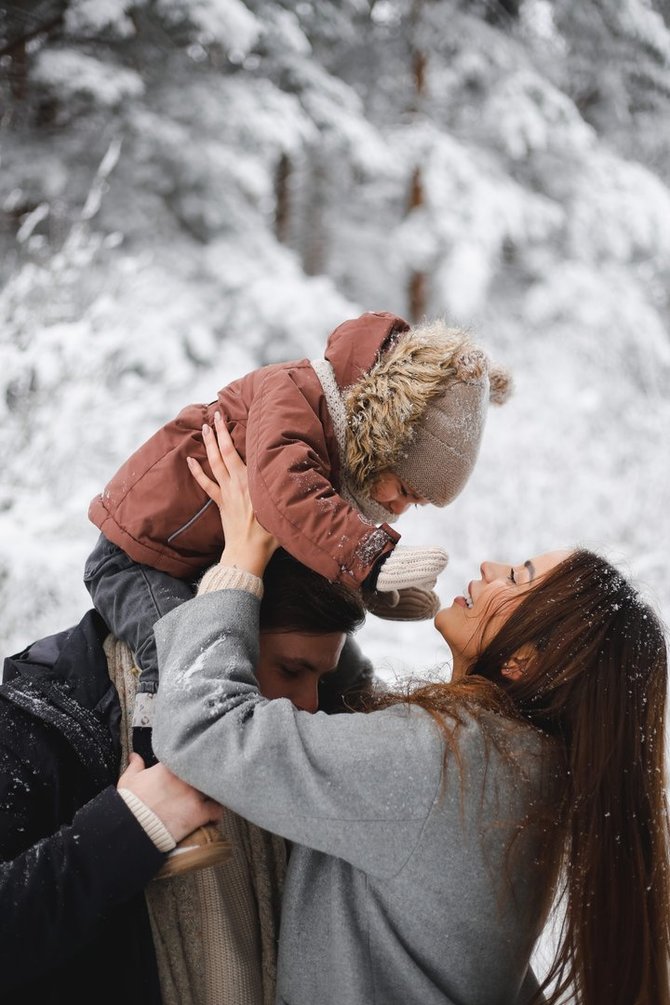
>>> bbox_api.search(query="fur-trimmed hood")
[330,316,511,499]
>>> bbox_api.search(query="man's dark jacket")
[0,611,164,1004]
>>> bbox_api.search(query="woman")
[153,413,670,1005]
[0,549,366,1005]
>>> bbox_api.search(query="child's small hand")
[366,587,441,622]
[187,413,278,577]
[375,545,449,593]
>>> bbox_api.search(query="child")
[86,310,510,762]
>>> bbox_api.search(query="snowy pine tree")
[0,0,668,683]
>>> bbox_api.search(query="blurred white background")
[1,0,669,679]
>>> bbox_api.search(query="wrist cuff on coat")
[118,788,176,853]
[197,564,264,599]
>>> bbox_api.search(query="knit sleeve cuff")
[117,788,176,853]
[197,563,264,599]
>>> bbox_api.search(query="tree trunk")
[406,2,428,321]
[485,0,520,26]
[10,40,28,102]
[274,152,291,245]
[303,147,328,276]
[407,166,427,321]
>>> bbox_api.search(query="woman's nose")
[480,561,503,582]
[481,561,507,583]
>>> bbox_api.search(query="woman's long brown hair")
[371,549,670,1005]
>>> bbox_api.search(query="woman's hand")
[118,753,223,844]
[187,412,278,577]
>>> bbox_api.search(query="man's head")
[257,550,365,712]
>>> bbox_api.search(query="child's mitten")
[375,546,449,593]
[367,587,440,622]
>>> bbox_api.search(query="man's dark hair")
[260,550,365,636]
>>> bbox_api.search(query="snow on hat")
[343,320,511,508]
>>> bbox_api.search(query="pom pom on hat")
[451,348,487,383]
[451,349,512,404]
[488,364,512,405]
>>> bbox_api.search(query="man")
[0,550,368,1004]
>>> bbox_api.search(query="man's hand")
[118,753,223,843]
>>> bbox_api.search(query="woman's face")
[256,631,346,713]
[435,550,571,678]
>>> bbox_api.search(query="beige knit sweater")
[105,629,286,1005]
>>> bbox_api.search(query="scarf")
[105,636,286,1005]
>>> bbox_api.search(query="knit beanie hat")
[343,319,511,508]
